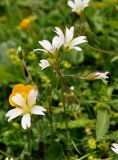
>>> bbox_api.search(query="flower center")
[22,105,32,114]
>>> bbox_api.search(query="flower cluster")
[34,26,87,70]
[6,84,46,129]
[67,0,90,15]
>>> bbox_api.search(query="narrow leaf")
[96,107,110,141]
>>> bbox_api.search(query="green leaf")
[96,107,110,141]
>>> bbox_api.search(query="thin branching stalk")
[87,44,116,56]
[21,59,33,83]
[63,74,83,79]
[27,128,32,157]
[48,71,56,140]
[0,149,15,159]
[61,80,70,159]
[79,11,85,35]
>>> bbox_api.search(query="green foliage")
[0,0,118,159]
[96,105,110,141]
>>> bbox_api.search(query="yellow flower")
[88,138,96,150]
[17,18,32,30]
[41,76,51,87]
[62,60,72,68]
[7,48,20,65]
[6,84,46,129]
[9,84,34,106]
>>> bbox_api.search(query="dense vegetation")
[0,0,118,159]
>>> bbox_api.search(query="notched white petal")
[21,114,31,129]
[31,105,46,115]
[6,108,22,121]
[39,40,53,52]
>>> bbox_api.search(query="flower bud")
[81,71,109,84]
[18,46,23,60]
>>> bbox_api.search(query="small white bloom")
[111,143,118,155]
[70,86,74,90]
[55,26,87,51]
[18,46,22,53]
[39,59,50,70]
[34,36,62,54]
[95,71,109,84]
[5,157,13,160]
[67,0,90,15]
[6,89,46,130]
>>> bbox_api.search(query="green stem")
[63,99,70,158]
[48,71,56,140]
[77,153,93,160]
[0,149,15,159]
[79,11,85,35]
[60,72,70,159]
[87,44,115,56]
[27,128,32,157]
[21,59,33,83]
[63,74,83,79]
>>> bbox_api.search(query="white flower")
[111,143,118,155]
[81,71,109,84]
[6,89,46,130]
[5,157,13,160]
[39,59,50,70]
[67,0,90,15]
[94,71,109,84]
[70,86,74,90]
[18,46,22,53]
[55,26,87,51]
[34,36,62,54]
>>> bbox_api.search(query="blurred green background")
[0,0,118,159]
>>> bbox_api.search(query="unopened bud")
[18,46,23,60]
[81,71,109,84]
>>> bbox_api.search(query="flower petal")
[21,114,31,129]
[112,143,118,150]
[12,93,26,107]
[67,0,75,9]
[111,147,118,155]
[6,108,22,121]
[27,89,38,106]
[52,36,63,50]
[70,36,87,47]
[72,46,82,51]
[31,105,46,115]
[83,0,90,7]
[33,48,48,53]
[39,59,50,70]
[55,27,65,43]
[65,26,74,45]
[39,40,52,52]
